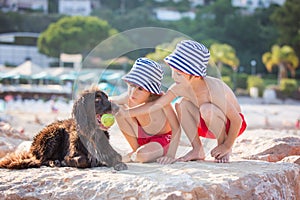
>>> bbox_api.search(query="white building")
[0,32,57,67]
[189,0,205,7]
[153,0,205,6]
[0,0,48,13]
[232,0,285,11]
[59,0,92,16]
[154,8,196,21]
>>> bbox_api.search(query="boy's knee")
[200,104,214,119]
[175,99,188,118]
[175,98,191,111]
[200,104,226,125]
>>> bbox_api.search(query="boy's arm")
[120,89,176,118]
[222,103,242,149]
[156,104,181,165]
[163,104,181,159]
[210,89,242,151]
[109,92,128,105]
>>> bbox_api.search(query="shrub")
[221,66,233,76]
[280,78,298,97]
[222,76,233,89]
[247,75,265,96]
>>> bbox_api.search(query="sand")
[1,96,299,159]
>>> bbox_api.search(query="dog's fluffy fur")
[0,88,127,171]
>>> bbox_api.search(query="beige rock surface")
[0,160,299,200]
[0,122,29,158]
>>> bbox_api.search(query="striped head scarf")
[164,40,210,77]
[122,57,163,95]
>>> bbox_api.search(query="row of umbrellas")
[0,60,104,83]
[0,60,126,96]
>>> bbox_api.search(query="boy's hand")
[156,156,177,165]
[211,143,230,158]
[115,106,130,117]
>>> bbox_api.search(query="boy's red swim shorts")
[198,113,247,139]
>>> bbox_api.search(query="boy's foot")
[178,149,205,162]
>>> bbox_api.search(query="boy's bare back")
[169,76,241,115]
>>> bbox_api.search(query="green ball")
[100,114,115,127]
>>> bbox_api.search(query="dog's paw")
[61,160,67,167]
[90,157,99,167]
[49,160,61,167]
[113,162,128,171]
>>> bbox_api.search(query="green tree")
[92,6,162,32]
[262,44,299,84]
[191,0,277,73]
[222,7,278,74]
[37,16,117,58]
[271,0,300,56]
[0,11,61,33]
[209,43,239,72]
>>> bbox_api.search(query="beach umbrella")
[9,60,43,76]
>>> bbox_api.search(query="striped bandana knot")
[122,57,163,95]
[164,40,210,77]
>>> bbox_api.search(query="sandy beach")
[1,96,299,158]
[2,97,300,131]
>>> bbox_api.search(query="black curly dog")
[0,88,127,171]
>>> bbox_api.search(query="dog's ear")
[72,92,97,134]
[72,92,100,158]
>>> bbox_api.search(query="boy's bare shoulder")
[204,76,224,87]
[205,76,222,82]
[205,76,230,87]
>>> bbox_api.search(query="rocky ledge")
[1,123,300,200]
[0,160,299,200]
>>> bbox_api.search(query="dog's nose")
[103,103,112,112]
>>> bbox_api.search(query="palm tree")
[262,45,299,84]
[209,43,240,90]
[209,43,240,72]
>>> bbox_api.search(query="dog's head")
[72,87,115,131]
[94,89,115,130]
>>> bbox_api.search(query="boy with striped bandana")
[118,40,247,163]
[111,58,181,164]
